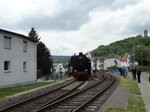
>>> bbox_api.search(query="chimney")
[144,30,148,37]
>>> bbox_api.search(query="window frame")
[4,61,11,73]
[23,62,27,72]
[23,40,27,52]
[4,36,12,49]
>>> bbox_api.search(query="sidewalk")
[130,72,150,112]
[137,72,150,112]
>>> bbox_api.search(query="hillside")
[52,55,71,62]
[90,35,150,57]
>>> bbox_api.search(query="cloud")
[0,0,120,31]
[14,0,105,30]
[1,0,150,55]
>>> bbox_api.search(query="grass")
[119,76,141,94]
[102,96,146,112]
[147,71,150,74]
[101,75,146,112]
[0,77,71,99]
[127,96,146,112]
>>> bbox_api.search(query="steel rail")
[72,73,115,112]
[34,73,106,112]
[32,81,86,111]
[0,80,76,112]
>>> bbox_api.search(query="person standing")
[137,66,142,83]
[132,67,137,80]
[122,67,126,78]
[118,67,122,76]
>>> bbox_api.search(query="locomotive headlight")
[85,69,87,71]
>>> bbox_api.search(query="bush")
[141,66,150,71]
[107,66,117,72]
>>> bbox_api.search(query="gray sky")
[0,0,150,55]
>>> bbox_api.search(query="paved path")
[137,73,150,112]
[102,87,128,108]
[129,72,150,112]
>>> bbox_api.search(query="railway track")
[33,72,116,112]
[0,80,84,112]
[0,72,117,112]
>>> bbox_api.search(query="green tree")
[37,41,53,78]
[28,27,40,40]
[28,28,53,78]
[90,35,150,58]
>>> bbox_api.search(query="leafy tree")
[90,35,150,66]
[28,28,53,78]
[37,41,53,78]
[135,47,150,65]
[68,54,77,75]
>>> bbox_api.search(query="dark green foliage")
[141,66,150,71]
[107,66,117,72]
[28,27,40,41]
[68,54,77,75]
[28,28,52,78]
[90,35,150,65]
[68,55,76,69]
[37,41,53,78]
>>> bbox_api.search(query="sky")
[0,0,150,56]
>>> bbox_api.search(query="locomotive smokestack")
[79,52,83,55]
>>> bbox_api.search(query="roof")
[90,56,105,60]
[0,29,37,42]
[121,53,129,62]
[95,56,105,59]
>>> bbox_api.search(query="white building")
[103,58,121,70]
[120,53,130,67]
[53,63,68,73]
[91,56,105,70]
[0,29,37,87]
[91,56,121,71]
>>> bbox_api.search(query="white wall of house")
[53,63,68,73]
[103,58,121,70]
[91,58,121,71]
[120,55,130,67]
[0,31,37,87]
[91,59,104,70]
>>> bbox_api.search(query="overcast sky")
[0,0,150,56]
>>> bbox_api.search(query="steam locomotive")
[69,52,91,80]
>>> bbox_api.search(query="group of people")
[132,66,142,83]
[118,67,128,78]
[118,66,142,83]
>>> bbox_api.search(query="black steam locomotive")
[69,52,91,80]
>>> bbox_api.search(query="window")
[23,62,27,72]
[4,36,11,49]
[4,61,11,72]
[59,68,62,71]
[23,40,27,52]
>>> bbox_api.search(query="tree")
[37,41,53,78]
[28,27,40,40]
[28,28,53,78]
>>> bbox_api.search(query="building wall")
[53,63,68,73]
[103,58,120,70]
[91,59,104,70]
[0,32,37,87]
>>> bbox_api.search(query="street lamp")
[137,45,144,66]
[94,57,97,78]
